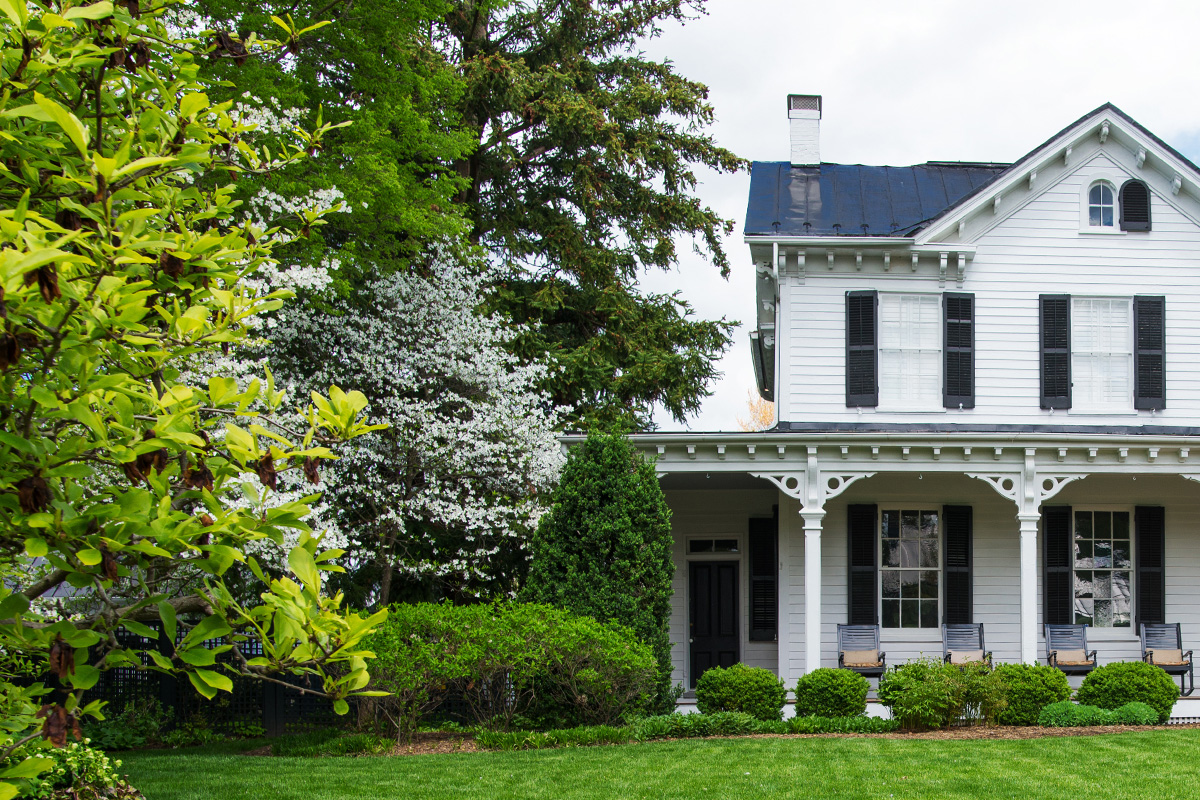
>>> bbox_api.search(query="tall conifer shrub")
[523,432,676,708]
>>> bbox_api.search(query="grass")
[122,729,1200,800]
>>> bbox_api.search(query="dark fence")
[82,623,341,737]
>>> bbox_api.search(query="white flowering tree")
[263,250,565,603]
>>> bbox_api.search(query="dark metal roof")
[745,161,1009,237]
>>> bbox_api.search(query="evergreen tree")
[523,431,676,708]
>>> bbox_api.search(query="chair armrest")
[838,652,845,667]
[1047,650,1058,666]
[944,653,952,664]
[879,652,887,667]
[1087,650,1097,662]
[1143,652,1155,663]
[1185,650,1194,662]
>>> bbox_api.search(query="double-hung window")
[1072,510,1132,628]
[1072,298,1133,411]
[846,291,975,409]
[879,295,941,409]
[1040,295,1165,411]
[880,509,940,628]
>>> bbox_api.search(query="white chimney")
[788,94,822,165]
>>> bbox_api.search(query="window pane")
[899,540,918,568]
[900,571,920,598]
[901,511,919,538]
[882,599,900,628]
[1074,598,1094,626]
[879,294,941,407]
[920,600,938,629]
[1095,599,1112,627]
[882,510,900,539]
[1090,185,1103,204]
[689,540,713,553]
[1113,542,1131,569]
[920,512,938,538]
[919,539,939,568]
[920,570,939,598]
[882,571,900,599]
[1113,512,1130,540]
[713,539,739,553]
[1094,512,1111,540]
[1072,298,1132,410]
[1075,570,1094,598]
[1102,207,1113,226]
[1094,539,1111,568]
[1075,540,1093,568]
[901,600,919,628]
[1075,512,1093,540]
[882,540,900,568]
[1093,573,1111,599]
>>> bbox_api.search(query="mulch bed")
[243,724,1200,757]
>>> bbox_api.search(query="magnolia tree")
[0,2,388,794]
[264,253,565,604]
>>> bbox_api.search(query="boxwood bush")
[993,663,1072,726]
[694,664,787,721]
[1075,661,1179,723]
[793,668,869,718]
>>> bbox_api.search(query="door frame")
[688,558,740,688]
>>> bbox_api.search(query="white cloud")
[640,0,1200,431]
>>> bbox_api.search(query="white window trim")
[685,535,743,560]
[1070,296,1134,413]
[878,507,942,630]
[876,292,942,412]
[1069,506,1135,632]
[1078,173,1127,234]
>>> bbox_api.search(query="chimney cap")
[787,94,822,116]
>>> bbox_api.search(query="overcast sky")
[638,0,1200,431]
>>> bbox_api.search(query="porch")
[627,430,1200,719]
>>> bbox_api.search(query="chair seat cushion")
[1148,648,1188,666]
[949,649,986,665]
[842,649,881,667]
[1054,649,1092,665]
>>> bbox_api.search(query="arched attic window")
[1088,182,1115,227]
[1119,179,1151,231]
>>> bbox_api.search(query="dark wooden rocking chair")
[1141,622,1194,697]
[1045,624,1097,675]
[837,624,886,678]
[942,623,993,666]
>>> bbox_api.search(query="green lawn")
[123,730,1200,800]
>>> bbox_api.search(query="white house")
[591,97,1200,714]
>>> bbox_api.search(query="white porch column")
[1018,513,1040,664]
[801,509,825,674]
[777,514,790,683]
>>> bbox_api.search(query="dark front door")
[690,560,739,687]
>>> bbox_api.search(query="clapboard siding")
[663,488,778,686]
[782,154,1200,427]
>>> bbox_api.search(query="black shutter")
[847,504,878,625]
[1119,179,1152,232]
[1040,295,1071,409]
[846,291,878,407]
[1043,506,1073,625]
[748,510,778,642]
[942,505,973,624]
[1136,506,1165,628]
[943,293,975,409]
[1134,296,1165,410]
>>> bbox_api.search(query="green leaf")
[0,592,29,619]
[63,1,113,20]
[185,614,231,644]
[0,782,16,800]
[0,0,27,29]
[333,698,349,715]
[0,757,53,780]
[287,546,319,591]
[158,601,177,643]
[147,649,173,670]
[179,93,209,119]
[24,537,48,557]
[70,665,100,691]
[193,668,232,692]
[178,647,216,667]
[33,92,90,159]
[77,548,102,566]
[187,670,217,700]
[120,619,159,640]
[25,513,53,529]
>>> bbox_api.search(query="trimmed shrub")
[1038,701,1113,727]
[522,431,677,711]
[364,601,657,737]
[1110,702,1160,726]
[993,663,1072,726]
[793,668,869,718]
[695,664,787,721]
[878,659,1006,730]
[1075,661,1179,723]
